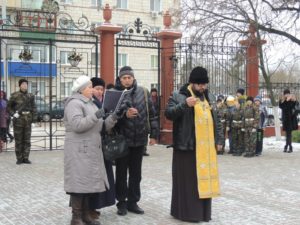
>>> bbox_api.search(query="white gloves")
[252,128,256,133]
[241,128,245,132]
[31,123,36,128]
[226,127,230,131]
[13,112,20,118]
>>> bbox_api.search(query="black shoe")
[23,159,32,164]
[117,202,127,216]
[283,145,288,152]
[217,151,224,155]
[127,203,144,214]
[228,151,233,154]
[143,152,150,156]
[16,159,23,165]
[233,153,242,156]
[288,146,293,153]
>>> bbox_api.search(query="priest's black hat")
[188,66,209,84]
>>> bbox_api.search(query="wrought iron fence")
[172,41,247,99]
[0,6,99,151]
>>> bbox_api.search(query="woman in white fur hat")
[63,75,123,225]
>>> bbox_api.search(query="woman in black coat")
[279,89,298,153]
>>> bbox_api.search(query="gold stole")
[188,85,220,199]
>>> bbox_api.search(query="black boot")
[82,197,100,225]
[70,195,85,225]
[127,202,144,214]
[283,145,288,153]
[117,201,127,216]
[288,146,293,153]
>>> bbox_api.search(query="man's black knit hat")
[18,78,28,87]
[91,77,105,88]
[188,66,209,84]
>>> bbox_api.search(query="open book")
[102,88,133,114]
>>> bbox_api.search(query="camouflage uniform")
[242,104,259,157]
[216,102,227,153]
[227,106,244,156]
[7,90,37,161]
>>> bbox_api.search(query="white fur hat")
[72,75,91,93]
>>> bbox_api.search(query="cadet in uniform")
[225,96,237,154]
[7,79,37,164]
[216,95,227,154]
[242,96,259,157]
[228,100,244,156]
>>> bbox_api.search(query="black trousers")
[285,130,292,147]
[115,145,144,205]
[256,129,264,154]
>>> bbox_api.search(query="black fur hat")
[236,88,245,95]
[91,77,105,88]
[18,78,28,87]
[246,96,254,102]
[283,89,290,95]
[188,66,209,84]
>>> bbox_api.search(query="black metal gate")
[0,7,99,150]
[115,18,160,91]
[173,40,247,99]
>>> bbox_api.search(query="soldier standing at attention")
[7,79,37,165]
[228,101,244,156]
[242,96,259,158]
[215,95,227,155]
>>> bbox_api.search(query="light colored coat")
[63,93,116,193]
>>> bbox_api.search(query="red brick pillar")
[239,22,266,97]
[94,4,122,85]
[157,11,182,145]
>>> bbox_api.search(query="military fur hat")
[236,88,245,95]
[18,78,28,87]
[91,77,105,88]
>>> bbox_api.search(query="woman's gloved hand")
[95,108,105,119]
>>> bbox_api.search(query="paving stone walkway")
[0,140,300,225]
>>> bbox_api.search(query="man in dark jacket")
[114,66,159,216]
[165,66,223,223]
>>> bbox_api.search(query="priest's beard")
[194,90,205,101]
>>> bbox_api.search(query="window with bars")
[151,55,158,68]
[60,81,73,97]
[60,51,71,65]
[117,53,128,68]
[8,45,56,63]
[28,81,46,96]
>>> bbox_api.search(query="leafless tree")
[174,0,300,105]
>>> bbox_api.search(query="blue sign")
[1,62,57,77]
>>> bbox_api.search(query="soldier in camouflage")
[7,79,37,164]
[225,96,236,154]
[216,95,227,154]
[227,101,244,156]
[242,96,259,158]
